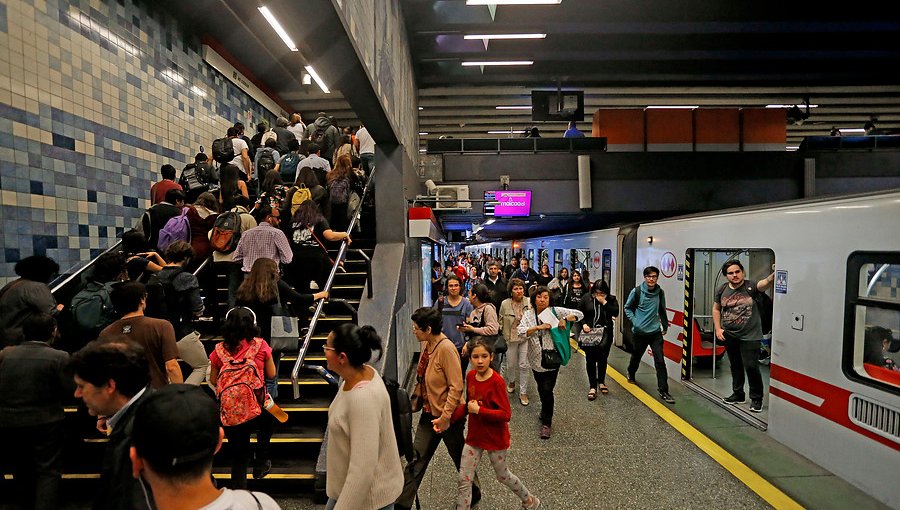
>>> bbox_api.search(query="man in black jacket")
[141,188,185,250]
[69,339,154,510]
[482,261,508,309]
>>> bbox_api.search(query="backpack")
[278,152,301,183]
[215,339,266,426]
[210,210,243,253]
[179,163,210,193]
[329,178,350,205]
[383,377,414,462]
[289,185,312,215]
[752,288,774,335]
[212,137,235,164]
[311,125,327,146]
[144,267,185,322]
[256,148,277,176]
[70,281,118,333]
[156,208,191,252]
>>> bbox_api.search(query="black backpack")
[144,268,185,322]
[753,289,774,335]
[212,137,235,164]
[257,148,277,175]
[383,377,414,462]
[179,163,210,193]
[311,126,327,146]
[70,281,118,335]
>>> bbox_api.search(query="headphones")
[225,306,257,326]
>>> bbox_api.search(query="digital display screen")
[484,190,532,217]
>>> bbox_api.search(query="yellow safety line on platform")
[569,340,803,510]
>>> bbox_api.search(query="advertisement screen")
[484,190,532,217]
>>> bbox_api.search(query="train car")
[468,189,900,507]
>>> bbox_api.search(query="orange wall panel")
[592,109,644,145]
[646,109,693,144]
[695,109,740,144]
[742,108,786,145]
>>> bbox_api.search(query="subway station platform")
[275,345,887,510]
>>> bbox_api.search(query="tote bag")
[270,303,301,352]
[549,308,572,366]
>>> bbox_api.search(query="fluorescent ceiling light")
[645,105,698,109]
[464,33,547,40]
[766,104,818,108]
[496,105,532,110]
[462,61,533,66]
[304,65,330,94]
[418,106,424,110]
[419,132,429,135]
[419,149,427,153]
[467,0,562,4]
[785,146,799,151]
[840,128,865,134]
[258,6,298,52]
[487,130,517,134]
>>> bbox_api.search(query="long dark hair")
[219,163,240,211]
[222,307,260,352]
[291,200,323,228]
[262,169,283,195]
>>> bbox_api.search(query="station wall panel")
[646,109,693,151]
[695,109,740,151]
[592,109,644,152]
[0,0,275,283]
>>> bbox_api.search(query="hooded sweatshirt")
[624,282,669,335]
[305,116,341,159]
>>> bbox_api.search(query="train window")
[845,255,900,392]
[553,249,563,275]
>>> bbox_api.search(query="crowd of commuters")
[0,112,377,509]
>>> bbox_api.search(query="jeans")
[724,336,764,401]
[222,414,274,489]
[326,499,393,510]
[396,413,480,508]
[582,333,614,388]
[360,152,375,175]
[532,369,559,426]
[177,330,210,385]
[266,351,282,399]
[627,331,669,393]
[456,446,531,510]
[0,421,64,510]
[505,341,530,394]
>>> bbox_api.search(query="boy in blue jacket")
[624,266,675,404]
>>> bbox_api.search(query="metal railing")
[50,240,124,294]
[291,167,376,399]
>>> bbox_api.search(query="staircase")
[2,173,379,502]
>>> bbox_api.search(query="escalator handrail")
[291,166,375,399]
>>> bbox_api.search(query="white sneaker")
[309,280,319,290]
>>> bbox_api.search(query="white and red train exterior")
[470,190,900,507]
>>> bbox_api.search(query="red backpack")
[215,339,266,426]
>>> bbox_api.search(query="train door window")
[845,255,900,392]
[538,249,549,273]
[527,249,535,266]
[688,248,776,418]
[553,249,564,276]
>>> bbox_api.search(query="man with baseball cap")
[129,384,280,509]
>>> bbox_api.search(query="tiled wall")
[0,0,275,284]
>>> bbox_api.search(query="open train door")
[616,225,639,352]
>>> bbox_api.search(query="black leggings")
[582,334,613,388]
[223,413,275,489]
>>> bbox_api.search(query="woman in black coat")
[577,280,619,400]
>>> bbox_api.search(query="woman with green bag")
[516,286,583,439]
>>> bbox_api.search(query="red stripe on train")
[770,364,899,451]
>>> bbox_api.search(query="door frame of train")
[682,249,694,381]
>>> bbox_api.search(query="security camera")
[424,179,437,196]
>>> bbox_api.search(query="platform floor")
[271,345,888,510]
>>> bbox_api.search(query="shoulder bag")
[269,302,301,352]
[540,329,563,370]
[548,307,572,366]
[579,302,606,347]
[469,303,506,355]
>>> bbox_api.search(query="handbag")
[540,332,563,370]
[548,308,572,365]
[269,302,300,352]
[472,303,506,355]
[579,326,606,347]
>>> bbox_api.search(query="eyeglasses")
[322,346,336,352]
[644,275,658,279]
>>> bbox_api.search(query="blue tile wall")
[0,0,276,284]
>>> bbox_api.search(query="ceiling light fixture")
[304,66,330,93]
[467,0,562,4]
[645,105,698,109]
[840,128,866,134]
[258,7,298,52]
[496,106,532,110]
[462,60,533,66]
[487,130,517,134]
[419,132,429,135]
[464,33,547,40]
[766,104,818,108]
[418,107,424,110]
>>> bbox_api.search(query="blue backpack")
[157,208,191,251]
[279,152,301,183]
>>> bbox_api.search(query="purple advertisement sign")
[484,190,532,217]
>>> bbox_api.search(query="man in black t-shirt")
[712,259,775,413]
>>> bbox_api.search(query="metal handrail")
[50,239,124,294]
[291,167,376,398]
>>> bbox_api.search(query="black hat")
[132,385,220,468]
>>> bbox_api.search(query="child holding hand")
[451,338,541,510]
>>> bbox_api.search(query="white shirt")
[198,489,281,510]
[357,127,375,155]
[229,138,249,171]
[287,123,306,140]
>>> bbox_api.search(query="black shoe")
[627,374,637,384]
[659,392,675,404]
[471,486,482,507]
[749,400,763,413]
[723,393,746,405]
[252,459,272,479]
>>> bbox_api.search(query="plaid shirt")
[233,222,293,273]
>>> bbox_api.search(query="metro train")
[469,189,900,508]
